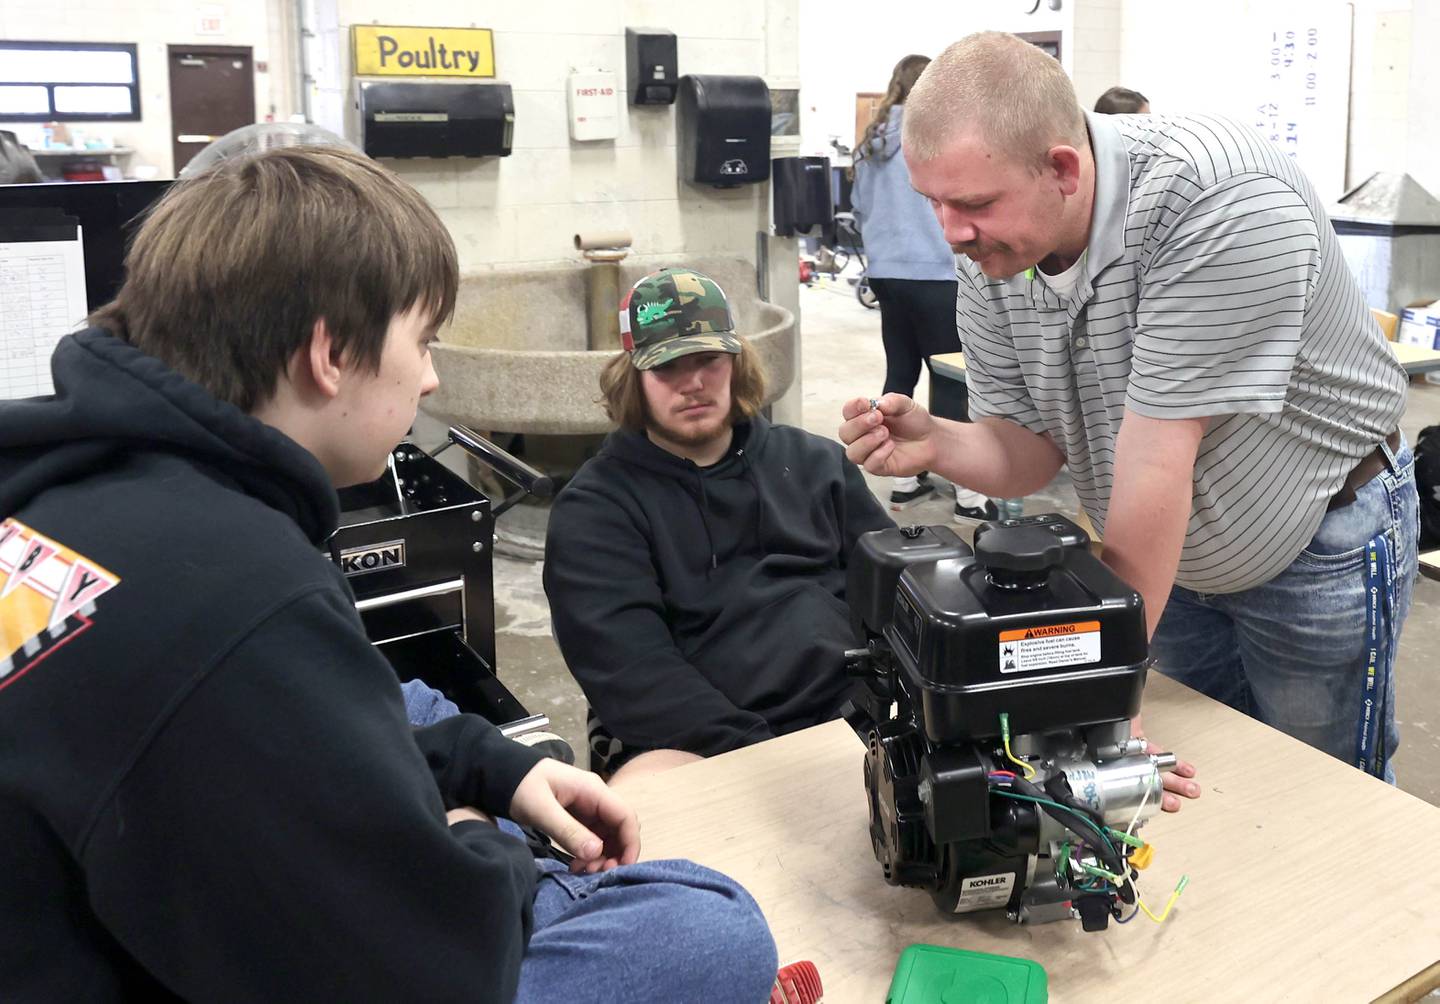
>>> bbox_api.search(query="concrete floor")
[486,273,1440,806]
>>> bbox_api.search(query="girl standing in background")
[851,55,996,519]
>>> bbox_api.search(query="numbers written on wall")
[1249,8,1351,200]
[1255,27,1319,158]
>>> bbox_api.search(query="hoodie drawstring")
[690,470,719,573]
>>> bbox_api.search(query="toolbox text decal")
[338,539,407,577]
[0,518,120,692]
[998,621,1101,674]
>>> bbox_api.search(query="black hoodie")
[0,330,545,1002]
[542,416,893,758]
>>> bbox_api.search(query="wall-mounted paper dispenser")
[358,81,514,159]
[772,156,833,237]
[626,28,677,105]
[676,74,770,188]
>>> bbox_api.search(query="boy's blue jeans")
[1151,438,1419,781]
[402,685,778,1002]
[515,846,777,1004]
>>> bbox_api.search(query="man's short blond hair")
[903,31,1087,170]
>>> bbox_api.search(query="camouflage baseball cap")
[619,267,742,370]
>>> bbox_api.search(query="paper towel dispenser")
[676,75,770,188]
[358,81,514,159]
[773,156,833,237]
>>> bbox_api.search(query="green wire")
[1078,861,1124,885]
[1106,827,1145,849]
[990,789,1120,859]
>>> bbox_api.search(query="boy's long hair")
[598,341,767,433]
[90,145,458,412]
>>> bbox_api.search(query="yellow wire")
[1136,876,1189,924]
[1001,733,1037,780]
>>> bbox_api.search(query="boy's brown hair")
[90,145,457,412]
[598,340,767,433]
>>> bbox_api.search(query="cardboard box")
[1399,300,1440,350]
[1372,308,1400,341]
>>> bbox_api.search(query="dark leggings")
[868,277,969,420]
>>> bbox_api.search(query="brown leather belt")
[1327,430,1402,511]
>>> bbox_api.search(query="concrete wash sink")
[423,256,796,436]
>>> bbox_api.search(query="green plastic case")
[886,944,1048,1004]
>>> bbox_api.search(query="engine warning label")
[954,873,1015,914]
[998,621,1101,673]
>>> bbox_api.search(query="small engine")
[844,515,1177,932]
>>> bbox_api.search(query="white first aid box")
[567,70,619,141]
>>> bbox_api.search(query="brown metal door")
[168,45,255,175]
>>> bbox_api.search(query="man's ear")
[1048,145,1083,197]
[304,318,344,400]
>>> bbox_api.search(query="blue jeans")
[402,678,460,725]
[497,823,778,1003]
[1151,438,1419,781]
[414,698,778,1001]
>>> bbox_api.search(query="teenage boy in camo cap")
[543,266,894,783]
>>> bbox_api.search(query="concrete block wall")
[1346,5,1410,191]
[1069,0,1122,113]
[310,0,800,271]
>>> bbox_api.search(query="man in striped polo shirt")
[839,31,1420,801]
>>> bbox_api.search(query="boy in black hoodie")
[543,268,895,781]
[0,149,775,1002]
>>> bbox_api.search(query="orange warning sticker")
[998,621,1101,673]
[999,621,1100,642]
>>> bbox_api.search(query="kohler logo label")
[968,876,1008,887]
[340,539,406,576]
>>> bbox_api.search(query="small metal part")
[869,397,880,411]
[471,510,483,523]
[472,541,485,553]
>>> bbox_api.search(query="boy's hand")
[509,759,641,873]
[839,394,938,476]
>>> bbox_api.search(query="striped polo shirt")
[958,113,1407,593]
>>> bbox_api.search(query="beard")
[646,400,733,453]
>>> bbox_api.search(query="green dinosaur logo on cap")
[636,299,673,326]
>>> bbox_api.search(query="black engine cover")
[854,516,1148,744]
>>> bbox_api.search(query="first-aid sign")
[352,25,495,78]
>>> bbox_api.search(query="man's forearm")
[929,416,1065,498]
[1100,411,1207,637]
[1102,488,1190,639]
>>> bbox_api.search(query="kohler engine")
[845,515,1177,932]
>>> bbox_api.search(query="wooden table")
[1422,549,1440,582]
[622,673,1440,1002]
[930,341,1440,388]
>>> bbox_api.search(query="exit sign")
[196,5,226,35]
